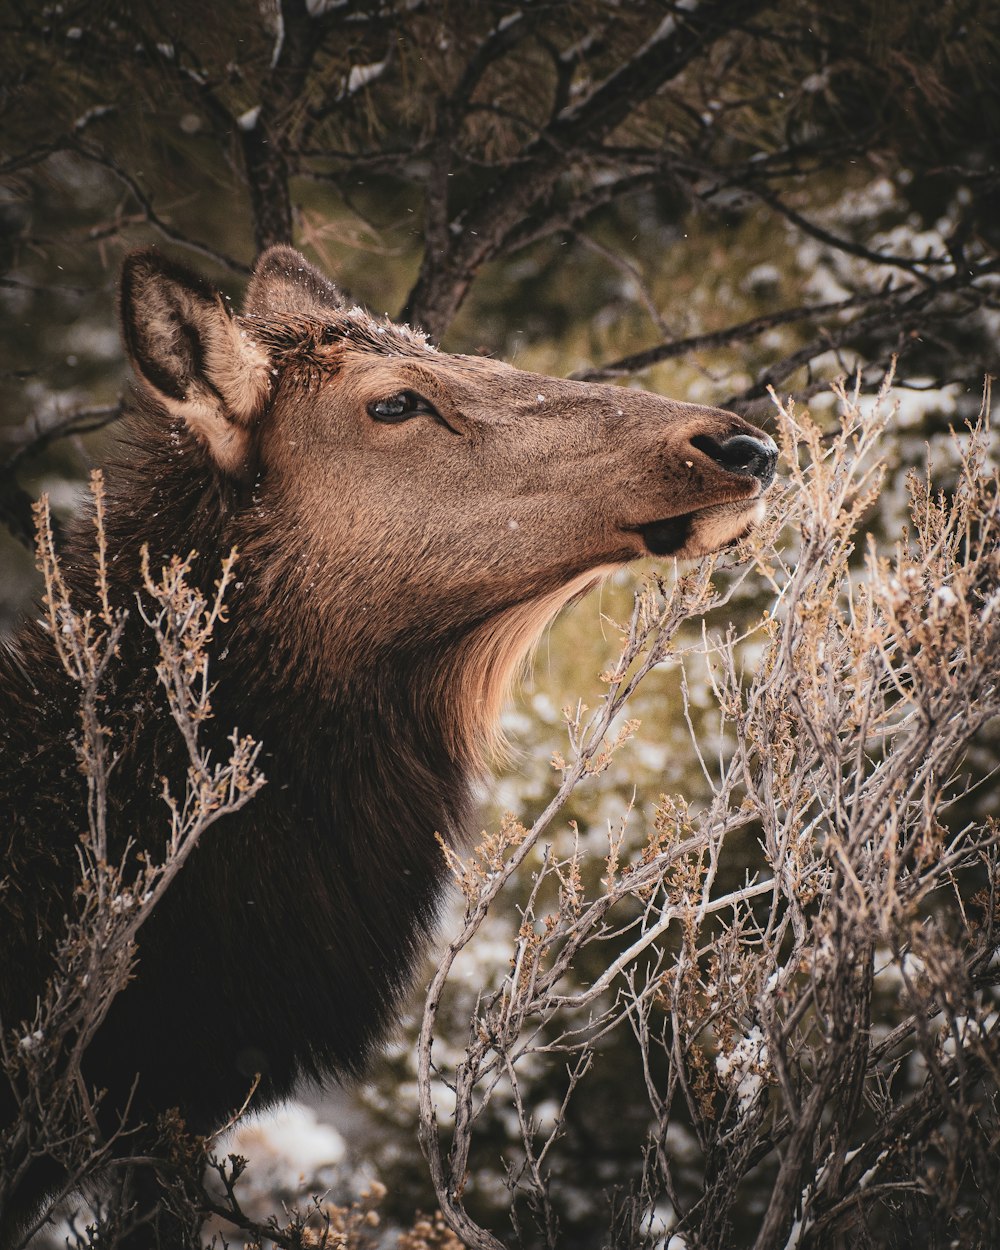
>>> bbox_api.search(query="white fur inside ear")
[148,310,270,474]
[128,272,273,474]
[201,313,272,427]
[160,389,255,475]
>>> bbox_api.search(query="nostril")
[691,432,777,488]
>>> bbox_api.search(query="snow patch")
[942,1012,997,1058]
[347,59,387,94]
[715,1026,769,1115]
[211,1101,346,1211]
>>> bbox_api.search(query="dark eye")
[367,391,439,423]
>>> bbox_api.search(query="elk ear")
[120,249,271,475]
[243,245,346,319]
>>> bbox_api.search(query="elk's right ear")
[120,249,271,475]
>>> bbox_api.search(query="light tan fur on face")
[681,499,767,557]
[123,247,777,774]
[248,335,774,768]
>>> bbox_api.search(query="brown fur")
[0,246,776,1245]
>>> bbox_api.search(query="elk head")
[120,246,776,759]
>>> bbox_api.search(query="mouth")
[637,514,697,556]
[635,497,766,558]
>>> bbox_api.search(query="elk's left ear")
[120,249,271,475]
[243,244,345,319]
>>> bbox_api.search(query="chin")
[681,498,767,557]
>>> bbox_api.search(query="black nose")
[692,432,778,488]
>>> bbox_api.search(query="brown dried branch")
[0,478,265,1246]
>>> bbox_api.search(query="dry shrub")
[417,374,1000,1250]
[0,476,265,1248]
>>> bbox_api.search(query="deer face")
[256,346,774,605]
[120,246,776,753]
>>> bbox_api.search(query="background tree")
[2,2,1000,1248]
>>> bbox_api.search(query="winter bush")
[4,376,999,1249]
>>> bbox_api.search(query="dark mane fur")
[0,406,471,1133]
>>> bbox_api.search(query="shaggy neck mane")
[239,534,616,783]
[440,567,615,770]
[231,565,612,810]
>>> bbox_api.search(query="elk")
[0,247,776,1244]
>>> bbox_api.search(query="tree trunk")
[240,120,293,252]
